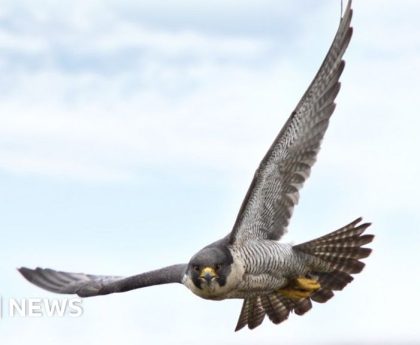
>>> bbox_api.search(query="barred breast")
[228,240,309,297]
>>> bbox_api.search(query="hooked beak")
[200,266,217,283]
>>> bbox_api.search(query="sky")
[1,0,420,344]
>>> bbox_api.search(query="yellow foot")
[278,277,321,300]
[296,277,321,291]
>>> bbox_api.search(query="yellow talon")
[296,277,321,291]
[278,276,320,300]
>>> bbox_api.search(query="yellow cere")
[200,266,217,277]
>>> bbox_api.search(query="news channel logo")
[0,296,83,319]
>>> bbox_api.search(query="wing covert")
[229,1,353,244]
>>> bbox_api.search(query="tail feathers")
[235,296,265,331]
[294,217,374,274]
[294,217,374,303]
[310,270,352,303]
[235,218,373,331]
[310,288,334,303]
[261,294,291,324]
[235,294,312,331]
[317,270,353,290]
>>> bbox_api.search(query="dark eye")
[192,265,200,272]
[215,264,222,270]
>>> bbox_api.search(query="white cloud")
[0,1,277,182]
[93,23,270,58]
[0,54,300,182]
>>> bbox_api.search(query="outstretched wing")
[229,1,353,244]
[18,264,186,297]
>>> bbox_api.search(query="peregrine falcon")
[19,1,373,331]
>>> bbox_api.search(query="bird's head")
[187,246,233,293]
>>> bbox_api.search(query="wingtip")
[18,266,37,282]
[339,0,353,35]
[18,266,30,275]
[347,0,353,11]
[343,0,353,19]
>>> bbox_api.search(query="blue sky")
[1,0,420,344]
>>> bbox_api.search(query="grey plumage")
[229,1,352,245]
[19,265,186,297]
[19,0,374,333]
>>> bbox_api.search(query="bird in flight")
[19,0,373,331]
